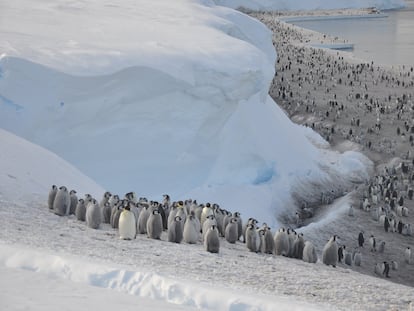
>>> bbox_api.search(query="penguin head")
[70,190,77,195]
[105,191,112,198]
[124,206,131,211]
[52,185,57,190]
[175,216,182,222]
[79,198,84,203]
[59,186,67,191]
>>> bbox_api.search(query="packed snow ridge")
[0,0,375,225]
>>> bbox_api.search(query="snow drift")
[213,0,406,11]
[0,0,372,225]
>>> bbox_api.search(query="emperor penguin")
[75,199,86,221]
[322,235,339,267]
[204,225,220,253]
[202,214,217,239]
[233,212,243,240]
[147,209,163,239]
[175,205,187,230]
[374,262,385,276]
[369,235,377,252]
[69,190,78,215]
[378,241,386,253]
[222,211,232,237]
[102,202,112,224]
[167,202,178,228]
[215,207,225,237]
[100,191,112,208]
[118,206,136,240]
[244,224,259,252]
[287,229,296,257]
[168,216,184,243]
[48,185,57,210]
[224,218,239,244]
[391,260,398,270]
[53,186,71,216]
[302,241,317,263]
[111,201,124,229]
[84,194,93,209]
[292,233,305,259]
[124,191,137,203]
[274,228,289,256]
[189,210,201,233]
[353,250,362,266]
[260,225,274,254]
[344,248,353,266]
[137,205,151,234]
[242,218,257,243]
[86,199,102,229]
[109,194,120,208]
[183,214,201,244]
[405,247,411,264]
[348,205,354,217]
[200,203,214,228]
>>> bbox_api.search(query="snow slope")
[213,0,406,11]
[0,0,372,226]
[0,136,412,311]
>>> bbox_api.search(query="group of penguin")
[47,185,325,263]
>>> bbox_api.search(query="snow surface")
[0,129,412,311]
[213,0,406,11]
[0,0,373,226]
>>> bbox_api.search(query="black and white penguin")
[378,241,386,253]
[168,215,183,243]
[233,212,243,240]
[48,185,57,210]
[53,186,71,216]
[75,199,86,221]
[69,190,78,215]
[358,231,364,247]
[224,218,238,244]
[200,203,214,228]
[99,191,112,208]
[322,235,339,267]
[118,206,136,240]
[202,214,217,239]
[383,261,390,278]
[338,245,344,263]
[183,214,201,244]
[204,225,220,253]
[111,201,123,229]
[147,209,163,239]
[102,202,112,224]
[302,241,317,263]
[86,199,101,229]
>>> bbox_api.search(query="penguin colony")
[47,186,323,263]
[240,10,414,282]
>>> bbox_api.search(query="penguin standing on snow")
[147,209,163,240]
[369,235,376,252]
[183,214,200,244]
[322,235,339,267]
[48,185,57,210]
[69,190,78,215]
[53,186,71,216]
[85,199,102,229]
[302,241,317,263]
[75,199,86,221]
[358,231,364,247]
[204,225,220,253]
[168,216,184,243]
[224,218,239,244]
[118,205,136,240]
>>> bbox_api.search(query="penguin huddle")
[46,186,321,261]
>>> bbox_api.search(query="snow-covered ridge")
[213,0,406,11]
[0,0,372,225]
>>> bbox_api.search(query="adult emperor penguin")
[183,214,201,244]
[204,225,220,253]
[147,209,163,239]
[69,190,78,215]
[118,205,136,240]
[86,199,102,229]
[53,186,71,216]
[274,228,289,256]
[75,199,86,221]
[322,235,339,267]
[224,218,239,244]
[168,216,184,243]
[48,185,57,210]
[302,241,317,263]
